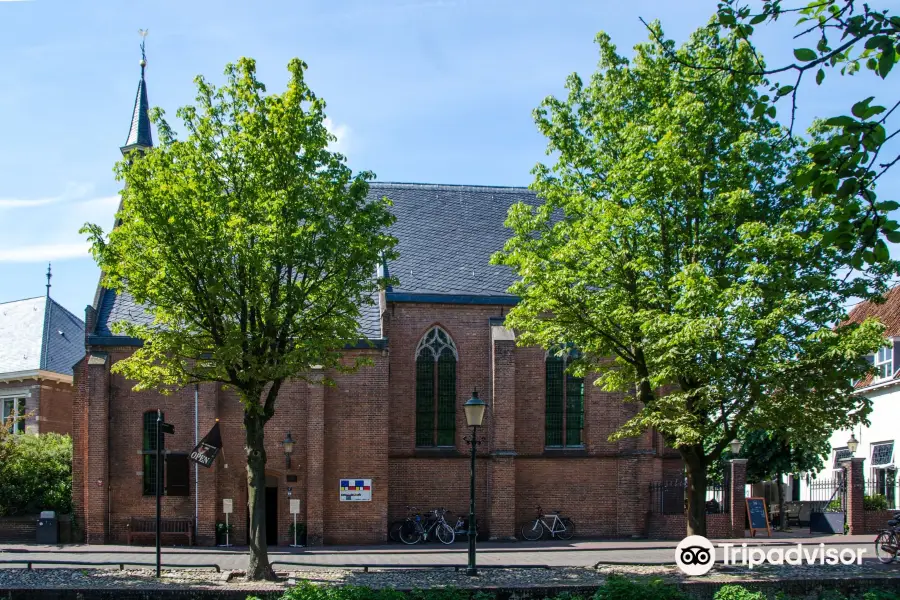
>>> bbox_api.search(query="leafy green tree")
[493,24,891,536]
[647,0,900,267]
[0,433,72,516]
[82,58,396,579]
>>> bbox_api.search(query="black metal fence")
[807,476,845,512]
[864,478,900,510]
[649,476,731,515]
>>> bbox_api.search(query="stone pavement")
[0,535,885,571]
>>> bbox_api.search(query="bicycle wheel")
[389,520,405,543]
[521,519,544,541]
[436,522,455,545]
[399,521,422,545]
[558,518,575,540]
[875,530,898,564]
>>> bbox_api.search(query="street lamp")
[464,389,486,577]
[847,433,859,455]
[282,432,295,469]
[729,438,743,456]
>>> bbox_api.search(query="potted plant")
[288,521,307,546]
[215,521,233,546]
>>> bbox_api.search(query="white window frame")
[1,397,26,435]
[875,345,894,380]
[833,446,852,469]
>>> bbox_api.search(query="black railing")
[649,478,730,515]
[807,477,845,512]
[864,478,900,510]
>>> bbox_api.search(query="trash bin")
[36,510,58,544]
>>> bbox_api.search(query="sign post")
[220,499,233,547]
[289,490,301,548]
[745,497,772,538]
[155,411,175,578]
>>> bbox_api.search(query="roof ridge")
[0,296,44,307]
[370,181,532,193]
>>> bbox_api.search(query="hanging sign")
[340,479,372,501]
[190,422,223,468]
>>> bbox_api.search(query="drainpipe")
[194,384,199,538]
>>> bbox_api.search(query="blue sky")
[1,0,898,317]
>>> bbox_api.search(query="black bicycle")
[388,506,419,543]
[400,507,455,544]
[875,516,900,564]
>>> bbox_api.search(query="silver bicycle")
[521,505,575,540]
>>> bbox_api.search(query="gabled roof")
[92,182,538,342]
[845,286,900,337]
[846,285,900,391]
[0,296,85,377]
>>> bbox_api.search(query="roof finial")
[139,29,148,73]
[45,263,52,297]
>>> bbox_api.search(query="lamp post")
[729,438,743,457]
[282,432,295,469]
[847,433,859,456]
[464,389,486,577]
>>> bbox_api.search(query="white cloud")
[323,117,351,154]
[0,243,91,263]
[0,182,93,209]
[0,185,119,263]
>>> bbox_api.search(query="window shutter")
[166,454,190,497]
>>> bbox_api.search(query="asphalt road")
[0,536,892,571]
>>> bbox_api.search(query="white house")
[797,287,900,508]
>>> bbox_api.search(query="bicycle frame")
[535,513,566,537]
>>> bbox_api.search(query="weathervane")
[138,28,148,71]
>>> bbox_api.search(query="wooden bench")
[126,517,194,546]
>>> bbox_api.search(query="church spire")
[121,29,153,155]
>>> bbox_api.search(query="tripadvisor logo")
[675,536,867,576]
[675,535,715,575]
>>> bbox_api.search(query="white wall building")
[797,288,900,508]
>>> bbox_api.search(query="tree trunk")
[245,410,274,581]
[684,457,708,537]
[776,473,786,531]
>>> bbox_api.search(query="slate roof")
[376,183,537,296]
[93,182,538,341]
[121,66,152,153]
[0,296,85,377]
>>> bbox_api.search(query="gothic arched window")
[545,349,584,448]
[415,327,458,447]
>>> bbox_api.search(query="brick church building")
[72,58,685,547]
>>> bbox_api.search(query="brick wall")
[0,378,74,436]
[75,300,685,545]
[647,512,734,540]
[864,509,900,534]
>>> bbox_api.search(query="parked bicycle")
[400,507,455,545]
[450,512,479,538]
[520,506,575,541]
[389,506,419,543]
[875,516,900,564]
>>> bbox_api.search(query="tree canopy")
[83,57,396,578]
[492,23,892,535]
[661,0,900,268]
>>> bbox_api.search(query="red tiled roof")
[846,285,900,391]
[845,285,900,336]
